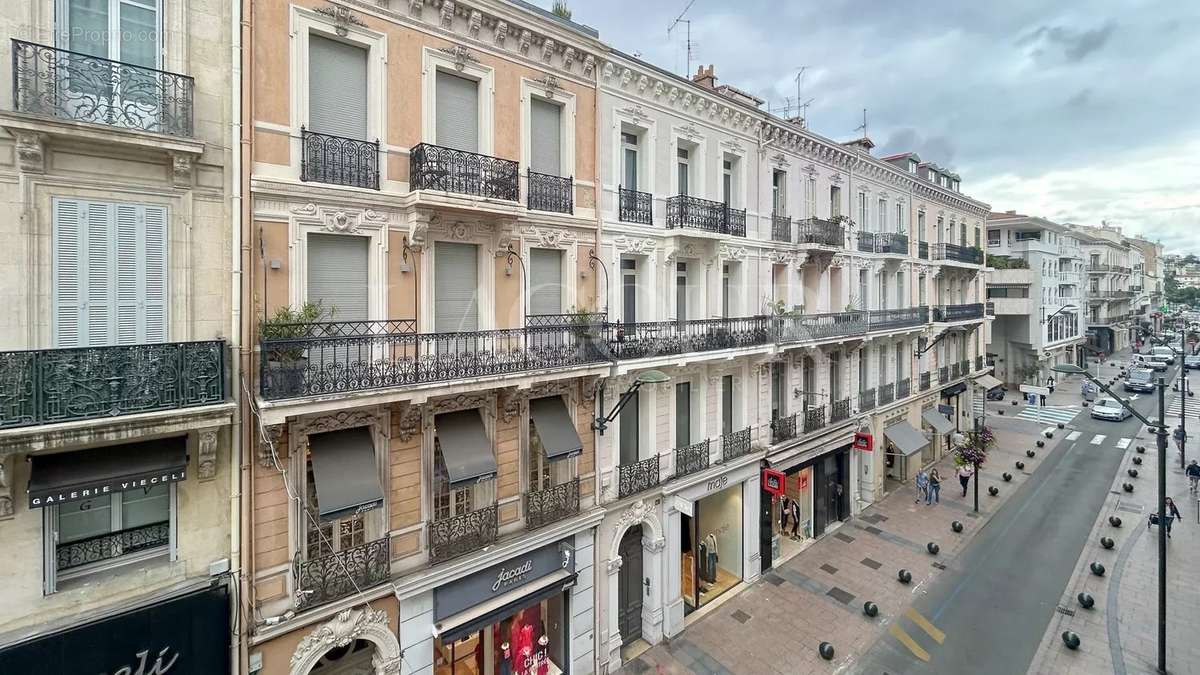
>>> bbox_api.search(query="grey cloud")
[1065,88,1092,108]
[1018,22,1117,63]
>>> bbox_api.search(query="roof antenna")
[668,0,697,77]
[855,108,869,139]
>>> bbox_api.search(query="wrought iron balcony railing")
[665,195,746,236]
[721,427,752,462]
[975,355,985,371]
[56,520,168,572]
[920,371,931,391]
[618,185,653,224]
[796,218,845,247]
[878,383,895,405]
[933,303,985,322]
[857,231,878,253]
[868,307,929,332]
[12,39,194,137]
[938,366,950,384]
[294,537,390,610]
[777,311,868,343]
[830,398,851,424]
[428,504,498,564]
[606,316,772,360]
[770,413,797,444]
[409,143,519,200]
[0,340,226,429]
[986,301,996,316]
[877,232,910,255]
[674,440,711,478]
[933,243,984,265]
[958,360,970,377]
[771,214,792,243]
[918,241,930,260]
[525,477,580,530]
[803,405,826,433]
[527,170,573,214]
[618,455,661,499]
[859,388,876,412]
[301,127,380,190]
[951,362,963,379]
[897,377,911,399]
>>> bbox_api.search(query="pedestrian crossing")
[1013,405,1081,425]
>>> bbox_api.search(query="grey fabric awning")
[922,410,956,435]
[435,409,497,488]
[309,427,385,521]
[530,396,583,460]
[28,437,188,508]
[974,374,1003,390]
[885,422,930,457]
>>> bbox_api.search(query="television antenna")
[855,108,868,138]
[668,0,698,76]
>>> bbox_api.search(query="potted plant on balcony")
[260,301,335,397]
[564,305,609,360]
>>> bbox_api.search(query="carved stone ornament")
[617,105,649,125]
[612,234,657,255]
[197,429,219,480]
[830,173,845,185]
[397,403,423,442]
[719,244,747,261]
[293,409,384,452]
[313,3,366,36]
[499,388,522,424]
[289,609,401,674]
[440,44,478,71]
[409,0,424,16]
[529,378,575,401]
[562,47,576,71]
[519,29,533,55]
[170,153,193,188]
[429,393,491,415]
[522,225,576,248]
[581,376,599,402]
[468,9,482,36]
[606,556,623,574]
[0,454,13,519]
[493,19,508,46]
[407,210,434,250]
[601,61,615,79]
[259,424,285,468]
[679,123,702,141]
[617,499,652,534]
[439,0,455,28]
[619,68,633,88]
[770,152,790,168]
[541,39,556,64]
[583,54,596,77]
[636,75,650,93]
[533,74,564,100]
[14,132,45,173]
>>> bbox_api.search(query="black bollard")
[1128,468,1138,478]
[1016,461,1026,470]
[1077,592,1095,609]
[927,542,940,555]
[951,521,964,533]
[1133,456,1143,465]
[1002,472,1013,481]
[988,486,999,496]
[1100,537,1115,549]
[1090,562,1106,576]
[1109,515,1123,527]
[897,569,912,584]
[1122,483,1134,492]
[1062,631,1081,650]
[863,601,879,618]
[819,642,835,660]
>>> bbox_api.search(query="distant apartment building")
[1071,223,1136,354]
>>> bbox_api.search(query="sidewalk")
[619,406,1050,674]
[1029,375,1200,675]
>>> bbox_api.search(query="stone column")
[602,556,623,670]
[571,530,597,675]
[742,473,762,583]
[398,590,435,675]
[662,504,684,638]
[641,535,665,646]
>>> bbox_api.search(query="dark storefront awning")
[884,422,930,457]
[309,427,385,521]
[940,382,967,397]
[28,437,187,508]
[438,569,576,643]
[530,396,583,460]
[435,409,498,488]
[921,410,955,435]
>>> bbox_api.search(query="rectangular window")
[830,186,842,218]
[434,241,479,332]
[878,198,886,231]
[895,342,905,380]
[937,217,945,244]
[771,362,786,420]
[722,263,731,318]
[529,400,576,492]
[960,223,967,246]
[618,390,639,465]
[433,436,494,520]
[858,269,868,311]
[530,97,563,176]
[53,198,167,348]
[896,203,904,233]
[918,212,926,242]
[858,348,867,391]
[621,132,639,190]
[529,248,563,316]
[859,193,868,230]
[309,34,368,140]
[721,375,734,436]
[878,347,887,385]
[804,179,815,219]
[675,382,691,448]
[974,227,981,248]
[435,70,480,152]
[896,271,905,308]
[918,274,927,306]
[621,258,637,324]
[64,0,161,68]
[879,274,889,311]
[988,230,1001,246]
[308,233,369,322]
[723,159,734,206]
[676,146,690,196]
[829,351,841,401]
[50,484,173,590]
[676,262,688,322]
[773,170,787,215]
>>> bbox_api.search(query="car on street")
[1091,397,1132,422]
[986,385,1006,400]
[1185,354,1200,370]
[1124,368,1156,393]
[1131,353,1168,371]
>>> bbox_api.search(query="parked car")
[1091,398,1132,422]
[1124,368,1156,393]
[1184,354,1200,370]
[1131,353,1168,371]
[1151,346,1179,363]
[986,385,1006,401]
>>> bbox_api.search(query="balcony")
[294,538,390,611]
[777,311,868,344]
[933,303,985,322]
[897,377,911,399]
[409,143,519,201]
[618,185,653,224]
[618,455,661,499]
[771,214,792,243]
[56,520,168,572]
[803,405,826,433]
[933,243,984,265]
[796,218,844,247]
[958,359,970,377]
[859,388,876,412]
[0,340,226,429]
[868,307,929,332]
[301,127,379,190]
[918,241,930,260]
[859,232,909,255]
[938,366,949,384]
[428,505,498,564]
[985,301,996,317]
[975,355,985,371]
[770,414,797,444]
[11,39,193,138]
[527,170,573,214]
[525,477,581,530]
[607,316,772,360]
[674,440,711,478]
[665,195,746,236]
[721,427,752,462]
[1087,264,1132,274]
[920,372,931,391]
[830,398,851,424]
[1092,290,1134,300]
[878,383,895,406]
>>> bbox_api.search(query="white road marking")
[1067,431,1082,441]
[1091,434,1107,445]
[1116,438,1132,449]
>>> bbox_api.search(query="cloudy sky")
[544,0,1200,253]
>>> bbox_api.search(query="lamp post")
[592,370,670,434]
[1179,320,1187,471]
[1052,362,1168,674]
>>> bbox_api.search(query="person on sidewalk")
[915,469,929,504]
[926,469,942,505]
[957,464,974,498]
[1187,459,1200,492]
[1174,425,1187,454]
[1162,497,1183,538]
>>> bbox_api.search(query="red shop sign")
[762,469,786,496]
[798,472,809,491]
[852,432,874,452]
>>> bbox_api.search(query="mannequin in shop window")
[779,495,792,533]
[789,498,801,539]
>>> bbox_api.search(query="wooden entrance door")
[617,525,644,645]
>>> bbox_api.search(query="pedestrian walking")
[957,464,974,498]
[1187,459,1200,492]
[915,469,929,503]
[1162,497,1183,538]
[1174,425,1187,454]
[926,469,942,505]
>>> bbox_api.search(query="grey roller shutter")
[309,34,368,140]
[528,248,563,316]
[307,233,369,321]
[434,241,478,332]
[436,71,480,152]
[530,98,561,175]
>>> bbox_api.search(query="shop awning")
[921,410,956,435]
[530,396,583,460]
[974,374,1003,390]
[884,422,929,457]
[309,427,385,521]
[437,569,576,643]
[28,437,188,508]
[435,409,498,488]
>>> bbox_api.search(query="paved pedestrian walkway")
[618,407,1051,675]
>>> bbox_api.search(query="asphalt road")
[852,365,1179,675]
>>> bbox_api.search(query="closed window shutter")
[528,248,562,316]
[115,203,141,345]
[143,205,168,342]
[434,242,478,332]
[307,233,369,321]
[52,199,83,348]
[530,98,561,175]
[435,71,480,152]
[308,34,368,140]
[85,201,113,346]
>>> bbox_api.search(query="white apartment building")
[985,213,1086,385]
[1073,224,1136,354]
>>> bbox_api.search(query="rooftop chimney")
[692,64,717,90]
[1006,210,1016,215]
[842,137,875,154]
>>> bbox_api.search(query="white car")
[1131,354,1168,371]
[1091,397,1132,422]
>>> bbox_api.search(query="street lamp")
[1052,362,1169,674]
[592,370,669,434]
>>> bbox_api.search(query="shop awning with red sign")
[28,437,188,508]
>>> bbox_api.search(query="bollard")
[1036,440,1045,448]
[897,569,912,584]
[1002,472,1013,481]
[1128,468,1138,478]
[927,542,940,555]
[818,642,835,660]
[1016,461,1026,470]
[1122,483,1134,492]
[863,601,879,618]
[951,521,964,533]
[1027,450,1037,458]
[1132,456,1143,465]
[998,409,1005,415]
[988,486,999,496]
[1090,562,1106,576]
[1077,592,1095,609]
[1062,631,1081,650]
[1100,536,1115,549]
[1011,400,1019,406]
[1109,515,1122,527]
[1136,446,1146,454]
[1057,422,1065,429]
[1045,431,1054,439]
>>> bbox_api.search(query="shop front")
[433,539,577,675]
[939,382,967,433]
[0,584,230,674]
[760,444,851,572]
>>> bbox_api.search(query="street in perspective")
[0,1,1196,674]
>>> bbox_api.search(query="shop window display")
[435,594,567,675]
[679,484,743,613]
[772,467,813,562]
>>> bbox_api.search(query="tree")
[551,1,571,19]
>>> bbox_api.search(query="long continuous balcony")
[409,143,519,200]
[0,340,226,429]
[618,185,653,224]
[428,505,498,564]
[618,455,661,499]
[933,303,986,322]
[933,243,984,265]
[11,39,194,137]
[525,477,581,530]
[1092,290,1134,300]
[301,127,380,190]
[1087,264,1132,274]
[294,538,390,610]
[796,218,845,247]
[777,311,868,343]
[527,171,573,214]
[607,316,772,360]
[665,195,746,236]
[868,307,929,332]
[771,214,792,243]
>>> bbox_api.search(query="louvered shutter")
[528,248,562,316]
[142,205,168,342]
[52,199,83,348]
[530,98,561,176]
[85,201,113,346]
[115,203,141,345]
[307,234,369,321]
[434,242,478,332]
[435,71,480,152]
[308,34,368,140]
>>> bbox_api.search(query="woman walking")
[1163,497,1183,538]
[926,469,942,505]
[915,469,929,504]
[957,464,974,498]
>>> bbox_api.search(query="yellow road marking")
[888,623,931,662]
[905,607,946,644]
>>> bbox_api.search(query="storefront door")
[812,451,848,536]
[618,525,643,645]
[759,485,773,574]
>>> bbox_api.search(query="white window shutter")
[528,248,563,316]
[306,233,370,321]
[529,98,562,175]
[115,203,141,345]
[308,34,369,140]
[435,71,480,153]
[434,242,479,332]
[52,198,83,348]
[85,201,113,346]
[143,205,168,342]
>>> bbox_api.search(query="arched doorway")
[617,525,643,648]
[310,639,375,675]
[289,608,402,675]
